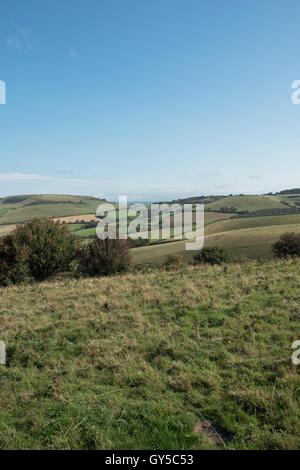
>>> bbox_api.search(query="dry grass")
[0,225,16,235]
[132,222,300,265]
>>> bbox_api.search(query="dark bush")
[2,195,30,204]
[193,246,233,265]
[11,219,77,281]
[85,220,97,229]
[0,235,29,286]
[163,254,184,270]
[233,207,300,218]
[272,232,300,258]
[77,237,131,277]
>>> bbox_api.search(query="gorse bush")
[11,219,77,281]
[77,237,131,277]
[0,221,132,284]
[193,246,233,265]
[272,232,300,258]
[163,254,184,270]
[0,235,28,286]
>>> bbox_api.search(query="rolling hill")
[204,213,300,235]
[132,218,300,264]
[206,195,292,212]
[173,193,300,213]
[1,192,300,264]
[0,194,105,225]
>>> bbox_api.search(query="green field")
[279,194,300,206]
[1,193,299,228]
[74,227,98,237]
[175,193,300,212]
[0,195,104,225]
[67,223,87,232]
[206,223,300,260]
[206,195,290,212]
[132,222,300,265]
[0,208,9,218]
[71,211,234,240]
[0,259,299,450]
[205,213,300,236]
[1,194,300,266]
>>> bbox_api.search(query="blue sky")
[0,0,300,201]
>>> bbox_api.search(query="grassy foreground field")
[0,260,299,450]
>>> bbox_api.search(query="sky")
[0,0,300,201]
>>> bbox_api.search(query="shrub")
[193,246,233,265]
[11,219,77,281]
[77,237,131,277]
[272,232,300,258]
[0,235,29,286]
[163,254,184,270]
[128,238,149,248]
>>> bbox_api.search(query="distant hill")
[206,195,288,212]
[277,188,300,195]
[170,192,300,214]
[1,190,300,227]
[0,194,106,225]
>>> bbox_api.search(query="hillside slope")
[0,260,299,449]
[206,195,289,212]
[173,193,300,212]
[204,214,300,236]
[0,195,104,225]
[132,221,300,264]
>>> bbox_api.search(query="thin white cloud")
[0,173,45,181]
[6,38,21,49]
[6,30,32,51]
[0,172,91,184]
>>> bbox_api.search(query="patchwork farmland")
[1,193,300,263]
